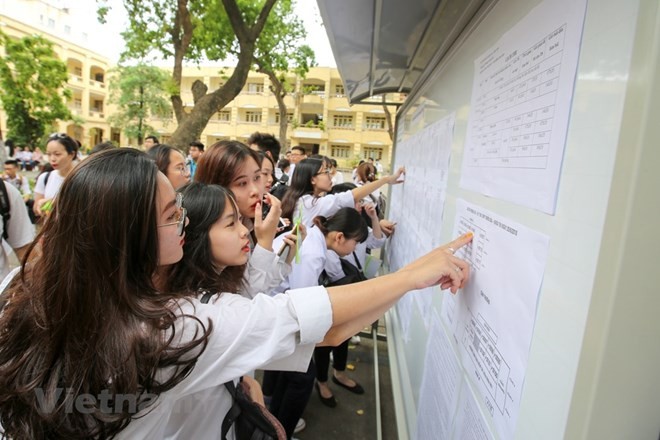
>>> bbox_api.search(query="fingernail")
[465,231,474,239]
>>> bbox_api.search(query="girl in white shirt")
[281,157,405,230]
[33,133,79,217]
[0,148,472,439]
[195,140,290,298]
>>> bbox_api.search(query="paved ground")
[258,321,398,440]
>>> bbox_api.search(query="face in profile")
[209,196,251,269]
[156,173,187,266]
[261,158,274,192]
[166,150,191,190]
[311,163,333,194]
[228,156,263,219]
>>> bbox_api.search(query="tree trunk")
[168,0,278,149]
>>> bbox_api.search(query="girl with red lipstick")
[0,149,472,439]
[195,141,293,298]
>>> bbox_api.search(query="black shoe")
[332,376,365,395]
[315,382,337,408]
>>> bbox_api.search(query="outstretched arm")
[321,232,473,345]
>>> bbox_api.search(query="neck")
[59,163,74,176]
[152,266,171,291]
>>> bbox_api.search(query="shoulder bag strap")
[221,380,242,440]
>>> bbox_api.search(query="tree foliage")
[0,31,72,147]
[107,64,171,145]
[98,0,315,149]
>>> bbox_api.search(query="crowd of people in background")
[0,131,472,439]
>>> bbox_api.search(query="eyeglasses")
[174,165,190,176]
[158,193,187,236]
[315,169,331,176]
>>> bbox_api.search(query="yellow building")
[149,66,403,170]
[0,3,116,149]
[0,2,401,169]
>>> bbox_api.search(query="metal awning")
[317,0,488,105]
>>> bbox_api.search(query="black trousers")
[268,360,316,439]
[313,339,349,382]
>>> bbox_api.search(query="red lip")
[242,241,251,253]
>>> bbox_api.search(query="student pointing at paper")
[0,149,472,439]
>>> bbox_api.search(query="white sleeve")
[302,191,355,220]
[169,286,332,396]
[4,183,35,250]
[323,250,345,282]
[242,244,292,298]
[20,178,31,195]
[34,173,47,196]
[365,229,387,249]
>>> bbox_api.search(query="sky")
[92,0,337,67]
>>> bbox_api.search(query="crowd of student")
[0,131,472,439]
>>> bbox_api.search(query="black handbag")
[198,290,287,440]
[319,252,368,287]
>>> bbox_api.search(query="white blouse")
[293,191,354,230]
[116,286,332,439]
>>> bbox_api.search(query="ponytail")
[312,208,368,243]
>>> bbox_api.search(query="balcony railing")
[89,110,105,118]
[68,73,83,83]
[89,79,106,89]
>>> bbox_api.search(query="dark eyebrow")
[162,198,176,213]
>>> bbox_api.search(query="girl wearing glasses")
[33,133,79,217]
[147,144,191,190]
[281,157,405,230]
[0,148,471,438]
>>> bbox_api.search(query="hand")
[399,232,473,293]
[277,217,291,234]
[379,219,396,237]
[253,194,282,251]
[388,166,405,185]
[34,198,52,216]
[363,202,378,219]
[241,376,265,406]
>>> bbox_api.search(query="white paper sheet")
[387,113,455,328]
[415,311,463,440]
[452,381,496,440]
[442,199,549,439]
[460,0,587,214]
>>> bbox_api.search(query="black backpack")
[0,182,11,240]
[319,253,367,287]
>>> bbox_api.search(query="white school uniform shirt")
[242,244,292,298]
[0,182,35,279]
[323,227,386,282]
[293,191,354,230]
[278,226,330,292]
[114,286,332,439]
[34,170,66,199]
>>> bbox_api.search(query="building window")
[246,83,264,94]
[365,117,386,130]
[48,18,55,28]
[332,115,353,128]
[217,110,231,122]
[73,66,82,76]
[331,145,351,158]
[64,25,71,34]
[275,113,293,123]
[244,111,262,123]
[73,98,82,110]
[363,147,383,160]
[335,84,345,96]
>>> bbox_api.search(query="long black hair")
[0,149,211,439]
[281,158,324,219]
[168,182,247,295]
